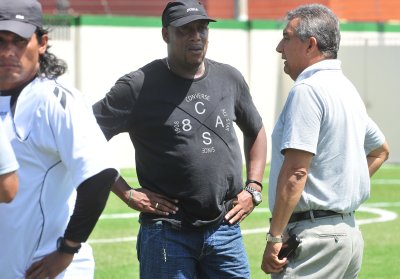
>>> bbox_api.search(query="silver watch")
[244,185,262,206]
[266,232,283,243]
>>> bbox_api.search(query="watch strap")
[57,237,81,254]
[266,232,283,243]
[244,185,262,206]
[244,185,257,193]
[245,179,263,190]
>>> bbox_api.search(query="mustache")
[0,59,21,67]
[0,61,20,67]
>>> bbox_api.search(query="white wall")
[49,24,399,167]
[340,32,399,164]
[249,29,287,158]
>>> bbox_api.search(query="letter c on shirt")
[195,102,205,115]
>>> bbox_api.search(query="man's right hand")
[26,250,74,279]
[127,187,179,216]
[111,176,179,216]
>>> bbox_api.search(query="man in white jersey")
[0,122,19,203]
[261,4,390,278]
[0,0,119,278]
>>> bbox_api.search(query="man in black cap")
[0,0,119,278]
[93,0,267,278]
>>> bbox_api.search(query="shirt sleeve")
[364,117,385,154]
[234,72,263,138]
[92,71,144,140]
[0,124,19,175]
[280,84,323,155]
[64,168,118,242]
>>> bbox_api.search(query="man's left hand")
[224,190,254,224]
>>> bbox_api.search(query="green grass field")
[89,164,400,278]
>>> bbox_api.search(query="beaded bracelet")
[245,179,263,190]
[127,189,133,208]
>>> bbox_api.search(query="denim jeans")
[137,221,250,279]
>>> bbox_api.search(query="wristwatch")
[266,232,283,243]
[244,185,262,206]
[57,237,81,254]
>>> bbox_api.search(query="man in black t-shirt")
[93,1,267,278]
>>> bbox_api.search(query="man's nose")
[276,40,283,53]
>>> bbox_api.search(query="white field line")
[379,164,400,169]
[356,205,398,225]
[371,179,400,185]
[365,202,400,207]
[99,212,140,219]
[90,203,399,244]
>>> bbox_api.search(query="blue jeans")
[137,221,250,279]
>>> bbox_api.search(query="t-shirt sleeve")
[92,71,144,140]
[0,124,19,175]
[280,84,323,154]
[364,117,385,154]
[234,73,263,137]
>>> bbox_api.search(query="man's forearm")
[0,171,18,203]
[244,125,267,188]
[270,169,306,236]
[269,149,313,236]
[367,141,389,177]
[111,176,133,205]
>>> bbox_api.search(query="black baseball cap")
[0,0,43,39]
[162,0,216,28]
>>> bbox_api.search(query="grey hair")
[286,4,340,59]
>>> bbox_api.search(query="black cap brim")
[0,20,36,39]
[169,15,216,27]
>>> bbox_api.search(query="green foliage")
[90,164,400,278]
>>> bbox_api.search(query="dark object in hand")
[278,234,301,260]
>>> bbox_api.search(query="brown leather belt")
[288,210,342,223]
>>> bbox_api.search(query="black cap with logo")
[162,0,216,28]
[0,0,43,39]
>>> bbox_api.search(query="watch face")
[253,192,262,205]
[244,186,262,205]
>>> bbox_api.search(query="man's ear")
[308,36,318,51]
[38,33,48,55]
[162,27,169,43]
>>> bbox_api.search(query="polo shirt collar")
[296,59,342,84]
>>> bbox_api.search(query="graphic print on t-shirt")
[170,89,234,155]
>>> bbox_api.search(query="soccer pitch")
[89,164,400,278]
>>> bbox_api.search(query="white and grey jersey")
[0,77,117,278]
[0,122,18,175]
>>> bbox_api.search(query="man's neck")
[166,58,206,79]
[0,76,36,96]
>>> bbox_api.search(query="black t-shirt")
[93,58,263,229]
